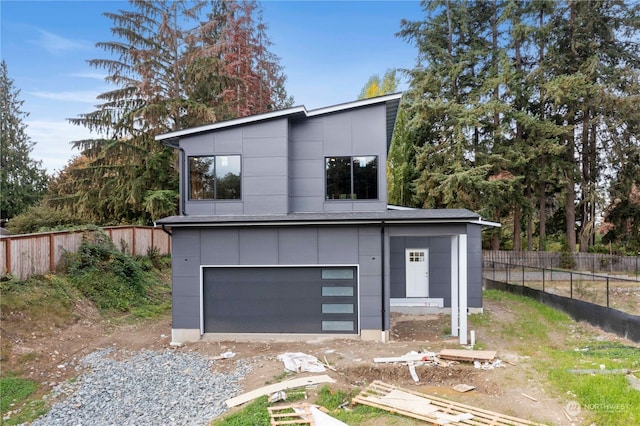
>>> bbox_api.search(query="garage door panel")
[203,266,357,334]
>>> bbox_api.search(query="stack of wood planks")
[353,381,544,425]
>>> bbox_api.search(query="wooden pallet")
[268,403,315,425]
[353,381,544,426]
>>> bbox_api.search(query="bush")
[6,204,87,234]
[65,230,151,311]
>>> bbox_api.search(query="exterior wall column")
[451,234,468,344]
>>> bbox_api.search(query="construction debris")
[408,363,419,382]
[212,351,236,360]
[353,381,544,425]
[452,384,475,393]
[278,352,327,373]
[474,359,506,370]
[373,351,436,363]
[438,349,497,362]
[268,403,348,426]
[568,368,631,375]
[225,375,336,408]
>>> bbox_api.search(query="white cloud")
[69,71,107,81]
[26,120,104,174]
[34,29,90,55]
[28,90,100,104]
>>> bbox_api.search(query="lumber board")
[225,375,335,408]
[353,381,545,426]
[438,349,497,362]
[268,404,314,425]
[374,353,435,363]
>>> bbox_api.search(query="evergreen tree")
[543,0,640,251]
[398,0,512,222]
[0,60,48,223]
[55,0,291,224]
[358,70,400,99]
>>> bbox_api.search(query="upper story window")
[325,156,378,200]
[189,155,241,200]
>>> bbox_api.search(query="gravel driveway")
[32,348,251,425]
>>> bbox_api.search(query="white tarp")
[277,352,326,373]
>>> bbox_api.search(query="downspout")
[381,221,386,332]
[160,223,172,237]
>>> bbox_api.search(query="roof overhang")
[155,208,499,229]
[155,93,403,145]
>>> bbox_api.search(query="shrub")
[65,230,151,311]
[5,204,87,234]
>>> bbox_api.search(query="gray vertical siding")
[179,119,289,216]
[388,225,481,308]
[289,105,388,213]
[171,229,202,329]
[172,224,386,332]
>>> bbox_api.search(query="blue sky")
[1,0,422,174]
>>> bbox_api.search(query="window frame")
[324,155,378,201]
[188,154,241,201]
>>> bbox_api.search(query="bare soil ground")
[2,297,637,425]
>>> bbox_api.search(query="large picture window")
[189,155,241,200]
[325,156,378,200]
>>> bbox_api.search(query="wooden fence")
[484,250,640,276]
[0,226,171,280]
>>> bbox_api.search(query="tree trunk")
[539,181,547,250]
[491,230,500,250]
[566,125,577,252]
[526,187,533,250]
[513,205,522,251]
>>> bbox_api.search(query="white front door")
[405,249,429,297]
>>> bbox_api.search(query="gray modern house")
[156,93,497,344]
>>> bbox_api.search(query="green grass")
[0,376,47,425]
[1,249,173,425]
[484,289,571,347]
[483,289,640,424]
[212,396,271,425]
[542,342,640,424]
[0,377,37,414]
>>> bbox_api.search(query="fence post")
[522,264,525,288]
[542,267,545,293]
[570,272,573,299]
[606,277,609,308]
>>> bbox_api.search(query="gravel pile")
[32,347,252,426]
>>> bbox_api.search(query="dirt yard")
[2,296,637,425]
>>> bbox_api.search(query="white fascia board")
[475,219,501,228]
[307,93,403,117]
[155,106,307,141]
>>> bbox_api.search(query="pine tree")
[540,0,640,252]
[56,0,291,224]
[0,60,48,223]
